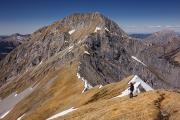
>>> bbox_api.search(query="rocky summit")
[0,12,180,120]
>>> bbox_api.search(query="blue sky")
[0,0,180,35]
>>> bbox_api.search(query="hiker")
[129,82,134,98]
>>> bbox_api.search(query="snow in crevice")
[46,107,77,120]
[77,67,93,93]
[39,61,43,65]
[77,40,82,44]
[17,114,26,120]
[68,45,74,52]
[131,56,147,67]
[0,109,12,119]
[32,61,43,72]
[68,29,75,35]
[84,51,90,55]
[99,85,103,89]
[94,27,101,32]
[105,27,110,32]
[114,75,153,98]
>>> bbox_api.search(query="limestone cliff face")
[0,12,179,90]
[0,12,126,86]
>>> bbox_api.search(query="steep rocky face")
[0,12,127,87]
[0,33,30,60]
[133,30,180,88]
[78,31,179,89]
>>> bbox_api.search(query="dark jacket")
[130,83,134,92]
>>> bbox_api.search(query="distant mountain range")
[129,33,152,39]
[0,13,180,120]
[0,33,30,60]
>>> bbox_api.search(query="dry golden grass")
[3,63,83,120]
[2,65,132,120]
[160,90,180,119]
[75,76,133,107]
[57,90,180,120]
[2,63,180,120]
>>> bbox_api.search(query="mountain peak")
[145,29,178,44]
[154,29,176,35]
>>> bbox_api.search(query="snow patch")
[47,107,77,120]
[129,75,153,91]
[0,109,12,119]
[131,56,147,67]
[82,80,93,93]
[105,27,110,32]
[77,40,82,44]
[84,51,90,55]
[77,72,81,79]
[68,29,75,35]
[99,85,103,88]
[94,27,101,32]
[39,61,42,65]
[115,75,153,98]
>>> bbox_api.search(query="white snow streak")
[47,107,77,120]
[14,93,18,97]
[82,79,93,93]
[105,27,110,32]
[77,70,92,93]
[68,45,74,52]
[84,51,90,55]
[39,61,42,65]
[131,56,147,67]
[0,109,12,119]
[68,29,75,35]
[17,114,25,120]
